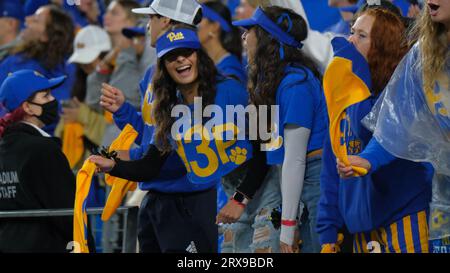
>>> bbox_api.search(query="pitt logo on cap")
[167,32,185,42]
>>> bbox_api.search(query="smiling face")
[427,0,450,26]
[164,48,199,86]
[348,13,375,60]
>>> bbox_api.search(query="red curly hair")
[363,8,409,95]
[0,107,26,137]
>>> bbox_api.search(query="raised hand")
[100,83,125,113]
[336,155,371,178]
[88,155,116,173]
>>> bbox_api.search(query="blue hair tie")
[277,12,292,60]
[279,43,285,60]
[277,13,293,33]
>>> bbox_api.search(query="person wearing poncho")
[339,1,450,253]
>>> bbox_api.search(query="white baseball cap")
[68,25,112,64]
[132,0,202,26]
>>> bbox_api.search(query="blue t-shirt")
[169,77,252,184]
[113,65,215,192]
[217,54,247,85]
[265,64,327,165]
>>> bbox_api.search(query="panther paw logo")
[229,147,247,165]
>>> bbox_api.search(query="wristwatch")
[232,192,250,206]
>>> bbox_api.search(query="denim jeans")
[220,165,282,253]
[297,155,322,253]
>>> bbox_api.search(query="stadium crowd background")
[0,0,448,254]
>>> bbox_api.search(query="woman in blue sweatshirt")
[337,2,450,253]
[91,26,253,252]
[317,7,433,253]
[96,3,220,253]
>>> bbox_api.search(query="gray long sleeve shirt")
[280,125,311,245]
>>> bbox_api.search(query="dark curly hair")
[248,6,321,136]
[152,25,218,153]
[14,5,74,70]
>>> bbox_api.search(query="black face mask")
[28,99,59,126]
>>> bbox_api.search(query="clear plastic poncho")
[363,43,450,240]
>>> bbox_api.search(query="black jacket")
[0,123,75,253]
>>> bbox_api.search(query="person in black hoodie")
[0,69,75,253]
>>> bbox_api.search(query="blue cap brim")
[202,5,232,33]
[157,42,200,59]
[156,28,201,59]
[232,18,257,29]
[44,75,67,92]
[232,8,303,49]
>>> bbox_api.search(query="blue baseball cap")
[0,70,66,112]
[122,27,146,39]
[201,4,232,33]
[233,7,303,49]
[0,0,25,21]
[156,28,201,59]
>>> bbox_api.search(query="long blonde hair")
[411,5,449,90]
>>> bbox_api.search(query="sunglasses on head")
[164,48,196,63]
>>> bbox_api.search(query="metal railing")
[0,206,139,253]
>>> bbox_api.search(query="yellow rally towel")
[62,123,84,169]
[102,124,138,221]
[323,37,371,176]
[321,233,345,253]
[104,111,114,124]
[73,160,96,253]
